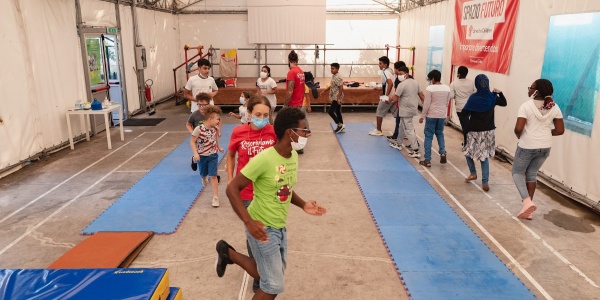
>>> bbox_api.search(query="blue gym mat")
[82,124,236,235]
[334,123,535,300]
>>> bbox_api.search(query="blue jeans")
[199,153,218,177]
[246,227,287,295]
[466,156,490,184]
[423,117,446,162]
[512,146,550,200]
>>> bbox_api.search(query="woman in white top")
[513,79,564,220]
[256,65,278,124]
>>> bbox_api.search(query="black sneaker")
[385,135,395,141]
[216,240,235,277]
[191,156,198,171]
[333,125,341,133]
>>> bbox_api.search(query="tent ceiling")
[96,0,446,14]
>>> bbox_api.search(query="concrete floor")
[1,101,599,299]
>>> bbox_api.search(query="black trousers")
[328,100,344,124]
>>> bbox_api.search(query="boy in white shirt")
[184,58,218,113]
[369,56,395,136]
[449,66,476,144]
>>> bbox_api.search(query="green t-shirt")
[241,147,298,229]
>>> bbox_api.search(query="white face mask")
[398,74,407,82]
[239,97,245,105]
[530,90,538,99]
[290,130,308,151]
[260,72,268,79]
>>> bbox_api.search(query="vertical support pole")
[114,0,130,118]
[75,0,93,104]
[131,0,146,110]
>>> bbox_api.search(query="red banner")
[451,0,519,74]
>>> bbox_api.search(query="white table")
[66,104,124,150]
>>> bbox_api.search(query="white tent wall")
[0,0,86,172]
[399,0,600,204]
[178,13,398,81]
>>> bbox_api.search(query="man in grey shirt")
[390,66,423,158]
[449,66,476,144]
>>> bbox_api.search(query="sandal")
[440,154,447,164]
[465,174,477,182]
[419,160,431,168]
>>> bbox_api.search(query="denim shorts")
[199,153,218,177]
[246,227,287,294]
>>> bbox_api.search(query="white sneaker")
[212,196,220,207]
[389,142,403,151]
[368,129,383,136]
[408,151,421,158]
[202,177,209,186]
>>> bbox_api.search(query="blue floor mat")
[334,122,535,300]
[81,124,236,234]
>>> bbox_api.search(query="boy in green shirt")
[216,107,327,299]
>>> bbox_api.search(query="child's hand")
[219,147,224,153]
[307,106,312,113]
[229,112,235,116]
[419,118,424,124]
[193,154,200,161]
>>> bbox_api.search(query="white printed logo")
[462,0,507,40]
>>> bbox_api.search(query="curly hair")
[247,95,272,113]
[204,105,222,118]
[196,92,212,103]
[274,107,306,140]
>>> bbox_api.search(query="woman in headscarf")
[462,74,507,191]
[512,79,564,220]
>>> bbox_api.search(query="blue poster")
[427,25,445,75]
[541,13,600,136]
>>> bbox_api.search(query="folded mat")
[48,231,153,268]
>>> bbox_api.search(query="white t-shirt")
[239,106,248,123]
[450,78,476,112]
[184,75,217,112]
[381,68,395,97]
[422,84,451,118]
[256,77,278,109]
[517,99,563,149]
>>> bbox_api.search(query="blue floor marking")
[334,122,535,299]
[81,124,236,234]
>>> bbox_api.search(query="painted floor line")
[414,133,598,289]
[0,133,169,257]
[415,159,552,299]
[0,132,144,226]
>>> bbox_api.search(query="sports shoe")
[212,196,220,207]
[191,156,198,171]
[385,135,395,141]
[389,141,403,151]
[517,198,537,219]
[408,150,421,158]
[335,124,346,134]
[440,154,447,164]
[333,124,341,132]
[202,177,209,186]
[368,129,383,136]
[215,240,235,277]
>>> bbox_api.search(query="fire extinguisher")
[145,79,155,115]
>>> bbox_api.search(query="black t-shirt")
[463,92,507,132]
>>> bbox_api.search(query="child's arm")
[190,135,200,161]
[229,112,241,119]
[216,131,224,152]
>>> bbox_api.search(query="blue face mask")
[251,116,268,129]
[239,97,245,105]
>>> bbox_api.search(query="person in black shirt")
[462,74,507,191]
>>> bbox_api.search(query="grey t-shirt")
[394,78,420,117]
[187,110,205,127]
